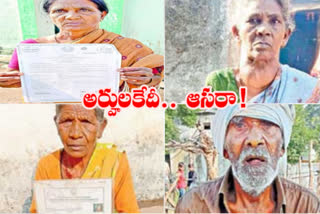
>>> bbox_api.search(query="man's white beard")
[231,147,280,197]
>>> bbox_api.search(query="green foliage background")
[287,105,320,164]
[165,105,200,144]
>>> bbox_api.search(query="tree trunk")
[309,140,313,189]
[318,163,320,196]
[298,157,302,185]
[198,123,217,180]
[166,121,218,181]
[203,152,216,180]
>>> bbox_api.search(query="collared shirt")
[175,168,320,213]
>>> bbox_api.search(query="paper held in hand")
[34,179,112,214]
[17,44,121,103]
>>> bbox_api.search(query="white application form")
[34,179,112,214]
[17,44,121,102]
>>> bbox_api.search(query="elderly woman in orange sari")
[1,0,163,91]
[30,104,139,213]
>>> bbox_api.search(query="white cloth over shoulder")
[251,64,320,103]
[211,104,296,155]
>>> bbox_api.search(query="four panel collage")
[1,0,320,213]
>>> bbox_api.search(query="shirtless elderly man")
[176,104,320,213]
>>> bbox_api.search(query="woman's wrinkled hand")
[0,71,23,88]
[118,67,155,86]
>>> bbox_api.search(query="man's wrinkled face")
[55,105,106,158]
[224,116,284,196]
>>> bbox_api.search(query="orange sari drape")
[29,143,139,213]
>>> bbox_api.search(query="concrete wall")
[33,0,55,37]
[0,0,22,49]
[122,0,165,55]
[0,0,51,50]
[0,105,164,213]
[165,0,229,102]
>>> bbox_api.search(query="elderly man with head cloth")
[175,104,320,213]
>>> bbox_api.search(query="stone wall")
[0,105,164,213]
[165,0,229,102]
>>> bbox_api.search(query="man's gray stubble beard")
[230,147,280,197]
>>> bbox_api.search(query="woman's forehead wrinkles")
[58,111,75,120]
[58,112,96,122]
[246,12,282,18]
[243,0,283,15]
[50,0,98,10]
[73,109,96,119]
[59,106,95,118]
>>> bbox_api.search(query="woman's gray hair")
[226,0,295,67]
[55,104,105,122]
[228,0,295,31]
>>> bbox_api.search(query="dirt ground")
[139,199,164,213]
[140,205,164,213]
[0,88,23,103]
[0,55,23,103]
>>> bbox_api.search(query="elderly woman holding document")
[1,0,163,91]
[30,104,139,213]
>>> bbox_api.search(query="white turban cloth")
[211,104,296,155]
